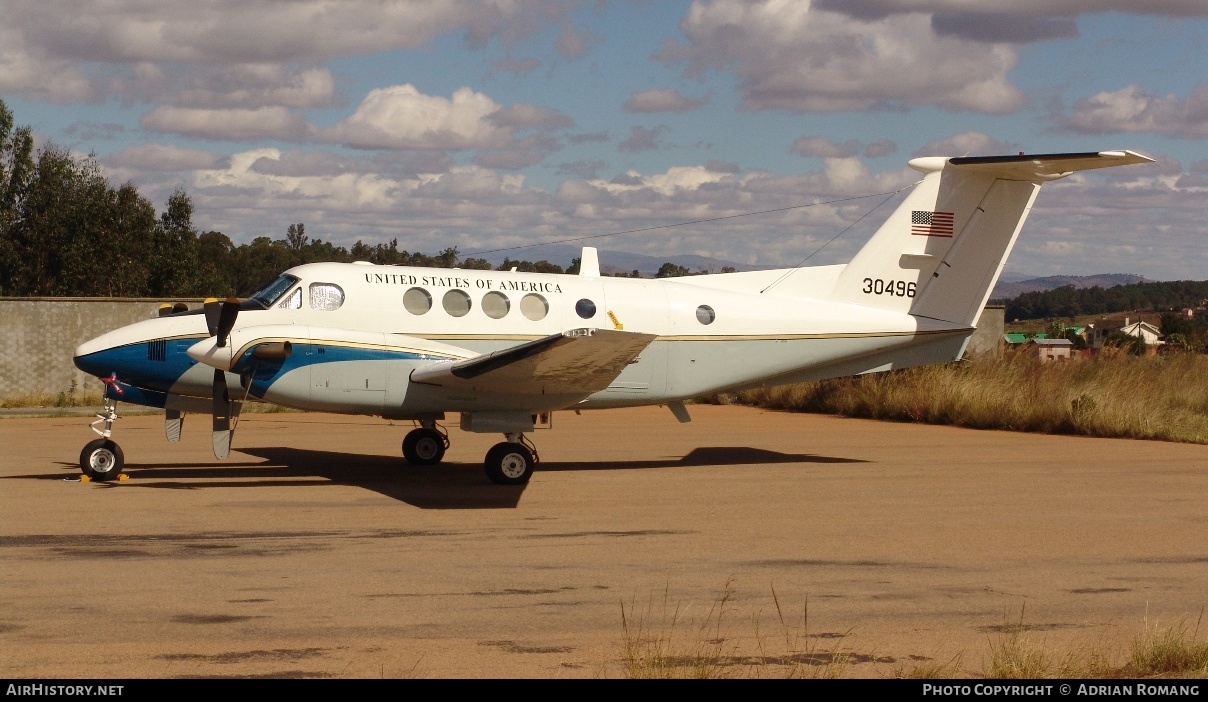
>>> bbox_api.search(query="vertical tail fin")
[829,151,1153,326]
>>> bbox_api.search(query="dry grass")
[1129,612,1208,678]
[617,583,850,679]
[615,594,1208,679]
[1,382,104,408]
[731,349,1208,444]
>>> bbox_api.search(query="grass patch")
[614,594,1208,679]
[617,583,850,679]
[1130,612,1208,678]
[1,381,103,408]
[727,349,1208,444]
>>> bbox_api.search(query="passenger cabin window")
[520,293,548,321]
[481,291,510,319]
[442,289,472,317]
[696,305,716,325]
[403,287,432,315]
[575,298,597,319]
[278,288,302,309]
[309,283,345,311]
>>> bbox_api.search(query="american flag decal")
[911,210,954,237]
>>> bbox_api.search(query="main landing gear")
[80,399,124,481]
[401,422,538,486]
[401,421,449,465]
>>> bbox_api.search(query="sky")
[2,0,1206,280]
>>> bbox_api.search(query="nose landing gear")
[80,399,124,481]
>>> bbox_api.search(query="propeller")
[201,297,242,459]
[211,368,237,460]
[203,297,240,347]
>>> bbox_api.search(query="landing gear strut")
[484,433,538,486]
[80,399,124,481]
[402,421,448,465]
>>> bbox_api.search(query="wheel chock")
[118,474,128,481]
[79,475,91,483]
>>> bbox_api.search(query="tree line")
[1002,281,1208,322]
[0,99,730,299]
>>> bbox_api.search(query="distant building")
[1085,317,1163,349]
[1029,338,1073,362]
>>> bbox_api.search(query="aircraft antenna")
[464,188,908,257]
[758,181,917,294]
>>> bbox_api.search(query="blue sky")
[2,1,1206,279]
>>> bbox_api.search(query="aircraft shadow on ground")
[25,446,864,510]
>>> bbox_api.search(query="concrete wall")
[968,305,1005,357]
[0,298,203,396]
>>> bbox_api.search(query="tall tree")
[149,188,201,296]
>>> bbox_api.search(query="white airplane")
[73,150,1152,485]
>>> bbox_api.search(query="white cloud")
[624,89,710,113]
[790,137,860,158]
[487,104,575,130]
[912,131,1018,157]
[1065,84,1208,139]
[812,1,1207,20]
[140,106,313,141]
[105,144,227,171]
[5,1,563,65]
[554,24,598,59]
[169,66,337,109]
[0,26,95,103]
[662,0,1024,113]
[324,85,511,150]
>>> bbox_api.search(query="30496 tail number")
[862,278,916,297]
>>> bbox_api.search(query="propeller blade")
[158,303,173,318]
[203,297,221,336]
[215,298,240,348]
[212,369,231,460]
[172,302,189,313]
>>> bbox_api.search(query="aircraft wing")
[409,328,657,395]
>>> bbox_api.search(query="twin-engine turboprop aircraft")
[73,150,1152,484]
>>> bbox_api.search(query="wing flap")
[410,328,657,395]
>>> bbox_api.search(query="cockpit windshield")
[249,274,300,309]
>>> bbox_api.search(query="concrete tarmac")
[1,405,1205,678]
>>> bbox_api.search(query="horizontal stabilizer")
[410,328,656,396]
[909,150,1153,181]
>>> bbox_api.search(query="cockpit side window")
[278,288,302,309]
[309,283,345,311]
[250,274,300,308]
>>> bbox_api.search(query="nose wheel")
[80,399,125,481]
[80,439,124,480]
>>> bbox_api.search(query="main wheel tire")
[79,439,124,481]
[402,428,446,465]
[484,442,534,486]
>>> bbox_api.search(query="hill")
[990,273,1147,300]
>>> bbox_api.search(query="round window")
[442,289,472,317]
[481,291,510,319]
[575,298,597,319]
[520,293,548,321]
[403,287,432,315]
[696,305,716,325]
